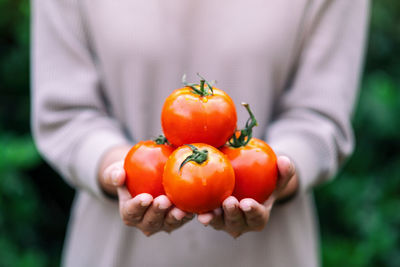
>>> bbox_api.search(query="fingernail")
[172,214,182,221]
[172,214,183,221]
[111,170,120,186]
[158,202,169,210]
[241,202,252,212]
[225,203,235,212]
[282,156,292,170]
[140,198,151,207]
[172,210,185,221]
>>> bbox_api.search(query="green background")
[1,1,399,266]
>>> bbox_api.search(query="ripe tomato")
[161,74,237,148]
[163,143,235,213]
[220,103,278,203]
[124,136,174,198]
[220,138,277,203]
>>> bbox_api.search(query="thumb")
[103,161,126,187]
[276,156,296,192]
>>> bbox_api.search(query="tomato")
[124,136,174,198]
[161,74,237,148]
[220,103,278,203]
[163,143,235,213]
[220,138,277,203]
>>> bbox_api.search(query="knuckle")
[145,219,162,229]
[248,210,268,223]
[153,208,167,216]
[128,214,142,224]
[226,217,243,226]
[247,215,263,225]
[123,210,137,220]
[121,210,143,224]
[248,216,268,231]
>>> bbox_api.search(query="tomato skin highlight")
[124,140,174,198]
[163,143,235,214]
[220,138,278,203]
[161,87,237,148]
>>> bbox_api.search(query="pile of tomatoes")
[124,74,278,214]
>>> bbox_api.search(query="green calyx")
[179,144,209,170]
[182,73,215,96]
[228,102,258,148]
[154,135,169,145]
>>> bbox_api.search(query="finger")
[240,198,269,231]
[118,190,153,225]
[197,212,214,226]
[164,208,186,229]
[164,208,193,232]
[208,208,224,230]
[141,195,172,233]
[263,193,276,210]
[117,186,133,203]
[104,161,125,187]
[179,212,195,225]
[276,156,295,189]
[222,196,246,234]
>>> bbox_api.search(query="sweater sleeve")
[31,0,130,200]
[266,0,369,193]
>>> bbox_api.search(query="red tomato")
[220,138,277,203]
[163,143,235,213]
[220,103,278,203]
[161,75,237,148]
[124,136,174,198]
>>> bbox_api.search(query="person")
[32,0,369,266]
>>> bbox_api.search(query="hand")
[197,155,298,238]
[99,147,194,236]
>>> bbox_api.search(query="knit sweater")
[32,0,369,266]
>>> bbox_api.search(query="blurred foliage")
[314,1,400,267]
[0,0,74,267]
[0,0,399,266]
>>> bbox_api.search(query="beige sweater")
[32,0,369,266]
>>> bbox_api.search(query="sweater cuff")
[268,134,329,193]
[70,128,130,201]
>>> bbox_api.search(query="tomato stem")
[228,102,259,148]
[199,79,206,94]
[182,73,214,96]
[196,73,214,95]
[179,144,209,170]
[154,135,169,145]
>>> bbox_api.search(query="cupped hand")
[102,160,194,236]
[197,155,298,238]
